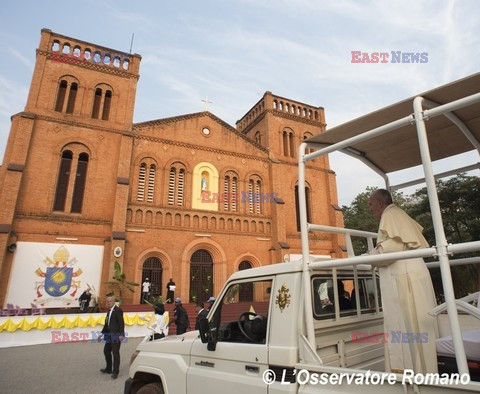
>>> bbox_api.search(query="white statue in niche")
[201,176,207,192]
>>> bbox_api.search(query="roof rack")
[298,73,480,376]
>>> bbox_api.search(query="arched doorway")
[238,261,253,301]
[190,250,213,303]
[141,257,163,303]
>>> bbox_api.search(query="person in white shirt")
[166,278,175,304]
[145,303,169,340]
[142,278,151,304]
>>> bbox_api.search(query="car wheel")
[137,382,164,394]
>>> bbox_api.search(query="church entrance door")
[141,257,163,303]
[189,250,213,303]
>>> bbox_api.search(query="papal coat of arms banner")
[4,242,104,309]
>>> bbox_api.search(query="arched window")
[223,171,238,212]
[73,46,81,58]
[92,88,102,119]
[93,51,101,63]
[66,82,77,114]
[283,128,295,157]
[53,150,73,211]
[283,131,289,156]
[91,84,113,121]
[55,80,67,112]
[71,153,89,213]
[62,43,70,54]
[255,179,262,214]
[137,160,157,203]
[83,49,91,61]
[239,261,252,270]
[53,145,90,214]
[254,131,262,145]
[137,163,146,201]
[168,164,186,206]
[55,77,79,114]
[295,185,311,231]
[248,175,262,215]
[102,90,112,120]
[178,168,185,206]
[147,164,156,203]
[289,132,295,158]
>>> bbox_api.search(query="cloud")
[98,0,152,26]
[10,49,34,70]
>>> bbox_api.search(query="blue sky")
[0,0,479,205]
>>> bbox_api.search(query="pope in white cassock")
[368,189,438,374]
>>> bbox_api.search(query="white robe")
[146,311,169,337]
[374,204,438,373]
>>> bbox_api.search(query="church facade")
[0,29,344,308]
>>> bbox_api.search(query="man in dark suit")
[195,302,208,330]
[99,295,125,379]
[171,297,189,335]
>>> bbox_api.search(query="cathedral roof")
[133,111,267,152]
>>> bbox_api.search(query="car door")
[187,278,273,394]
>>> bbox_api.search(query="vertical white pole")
[413,96,468,375]
[299,142,316,348]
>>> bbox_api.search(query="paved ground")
[0,337,143,394]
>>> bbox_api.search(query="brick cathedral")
[0,29,344,308]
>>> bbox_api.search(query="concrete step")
[121,304,154,313]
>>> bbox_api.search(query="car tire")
[137,382,164,394]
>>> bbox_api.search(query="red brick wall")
[0,30,345,308]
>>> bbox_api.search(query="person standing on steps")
[166,278,175,304]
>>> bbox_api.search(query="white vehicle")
[125,73,480,393]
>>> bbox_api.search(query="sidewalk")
[0,337,143,393]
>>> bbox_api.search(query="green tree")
[405,175,480,296]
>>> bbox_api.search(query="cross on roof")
[201,97,213,111]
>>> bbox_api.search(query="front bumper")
[124,377,134,394]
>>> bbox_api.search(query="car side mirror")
[198,318,209,343]
[198,318,217,351]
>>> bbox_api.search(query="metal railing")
[298,89,480,376]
